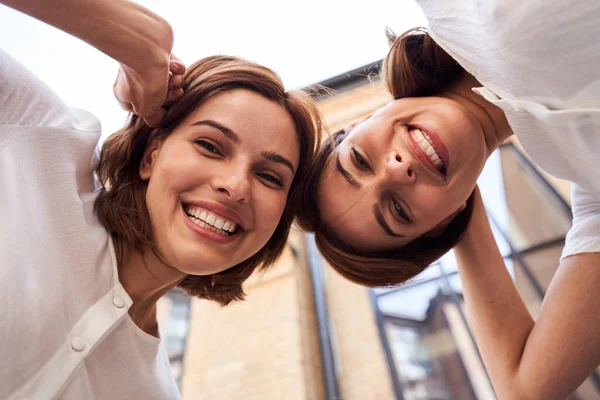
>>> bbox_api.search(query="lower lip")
[181,206,239,244]
[405,129,446,179]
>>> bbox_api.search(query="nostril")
[395,154,402,162]
[407,166,413,177]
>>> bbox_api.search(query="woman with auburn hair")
[297,0,600,398]
[0,1,321,399]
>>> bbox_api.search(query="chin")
[178,253,242,275]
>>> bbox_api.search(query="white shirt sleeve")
[0,48,73,129]
[561,183,600,260]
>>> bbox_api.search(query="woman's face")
[140,89,299,275]
[318,96,488,252]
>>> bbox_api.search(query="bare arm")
[1,0,184,126]
[454,189,600,399]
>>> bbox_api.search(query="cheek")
[411,187,464,228]
[253,191,288,234]
[152,149,204,194]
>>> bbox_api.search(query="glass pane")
[521,244,564,292]
[167,318,190,338]
[447,273,463,295]
[439,250,459,275]
[162,290,191,389]
[377,279,496,399]
[377,280,444,322]
[494,146,571,251]
[383,304,496,399]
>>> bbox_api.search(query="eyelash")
[352,147,371,171]
[258,173,283,187]
[194,139,284,189]
[195,139,221,155]
[391,198,410,223]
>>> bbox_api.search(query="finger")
[143,107,166,128]
[170,59,186,75]
[164,88,184,105]
[117,100,134,113]
[168,73,184,89]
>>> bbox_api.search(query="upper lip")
[403,125,446,181]
[182,200,248,231]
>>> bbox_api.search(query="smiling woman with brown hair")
[0,1,322,398]
[297,0,600,398]
[96,55,321,307]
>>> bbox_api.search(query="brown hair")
[95,56,322,305]
[296,28,475,288]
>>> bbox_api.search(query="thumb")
[142,107,166,128]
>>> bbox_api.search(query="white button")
[112,296,125,308]
[71,337,86,352]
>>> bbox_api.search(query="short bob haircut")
[95,55,322,306]
[296,28,476,288]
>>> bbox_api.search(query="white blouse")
[416,0,600,259]
[0,49,180,399]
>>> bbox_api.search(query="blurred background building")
[155,64,600,400]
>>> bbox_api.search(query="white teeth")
[411,128,444,171]
[184,204,240,234]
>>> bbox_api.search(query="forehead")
[184,89,299,158]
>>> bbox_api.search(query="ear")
[139,134,161,180]
[425,202,467,238]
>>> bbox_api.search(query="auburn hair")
[95,56,322,305]
[296,28,475,288]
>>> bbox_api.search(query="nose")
[212,165,251,203]
[384,151,415,184]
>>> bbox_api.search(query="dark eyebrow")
[335,152,361,187]
[374,205,405,238]
[191,120,240,144]
[262,150,295,174]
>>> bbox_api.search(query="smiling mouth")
[409,127,447,175]
[183,203,243,237]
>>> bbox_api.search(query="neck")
[115,238,187,336]
[444,73,514,157]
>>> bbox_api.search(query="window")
[158,289,191,387]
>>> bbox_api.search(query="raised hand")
[113,54,186,127]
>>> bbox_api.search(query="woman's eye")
[194,139,222,155]
[392,198,410,222]
[257,173,283,188]
[352,148,370,170]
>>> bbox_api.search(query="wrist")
[100,2,173,74]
